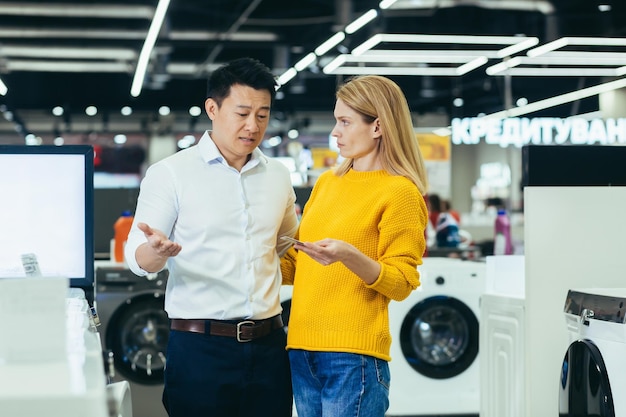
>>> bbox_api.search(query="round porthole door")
[106,292,170,385]
[399,295,479,379]
[559,339,615,417]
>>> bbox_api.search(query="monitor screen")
[0,145,94,290]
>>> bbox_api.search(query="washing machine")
[559,288,626,417]
[280,285,294,332]
[95,262,170,417]
[387,257,486,416]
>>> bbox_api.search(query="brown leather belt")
[170,315,284,342]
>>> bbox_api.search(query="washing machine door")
[281,299,291,333]
[106,292,169,385]
[399,295,479,379]
[559,339,615,417]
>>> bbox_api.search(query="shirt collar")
[197,130,269,170]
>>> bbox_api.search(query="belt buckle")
[236,320,255,342]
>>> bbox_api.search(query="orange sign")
[416,133,450,161]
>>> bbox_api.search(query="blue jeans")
[289,349,390,417]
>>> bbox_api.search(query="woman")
[281,75,429,417]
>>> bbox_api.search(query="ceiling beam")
[0,2,154,18]
[0,27,278,41]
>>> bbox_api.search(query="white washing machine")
[387,257,486,416]
[279,285,298,417]
[559,288,626,417]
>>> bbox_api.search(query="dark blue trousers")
[162,326,292,417]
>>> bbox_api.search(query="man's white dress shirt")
[125,131,298,320]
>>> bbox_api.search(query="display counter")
[0,280,109,417]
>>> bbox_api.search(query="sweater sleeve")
[366,182,428,301]
[280,246,297,285]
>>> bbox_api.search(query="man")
[125,57,298,417]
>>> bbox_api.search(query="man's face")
[205,83,271,169]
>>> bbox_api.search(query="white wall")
[450,143,523,213]
[523,186,626,416]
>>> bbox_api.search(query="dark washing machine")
[559,289,626,417]
[95,263,170,417]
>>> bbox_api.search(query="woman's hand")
[296,238,381,284]
[296,238,351,266]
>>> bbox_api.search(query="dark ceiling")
[1,0,626,139]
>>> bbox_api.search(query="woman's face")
[330,98,380,167]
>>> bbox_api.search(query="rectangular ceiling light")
[482,37,626,77]
[294,52,317,71]
[342,51,495,64]
[488,67,620,76]
[350,33,539,57]
[7,60,131,73]
[497,38,539,58]
[0,45,137,60]
[386,0,555,14]
[486,57,522,75]
[527,36,626,57]
[457,56,489,75]
[515,54,626,66]
[324,66,459,76]
[343,33,538,76]
[314,32,346,56]
[0,28,277,42]
[484,77,626,119]
[131,0,171,97]
[0,3,154,19]
[170,30,277,42]
[345,9,378,34]
[379,0,399,9]
[371,33,537,45]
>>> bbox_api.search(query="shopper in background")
[281,75,429,417]
[427,193,443,230]
[124,57,298,417]
[441,198,461,224]
[427,194,463,249]
[427,194,460,228]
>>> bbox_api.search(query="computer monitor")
[0,145,94,293]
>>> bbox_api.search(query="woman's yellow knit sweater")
[281,168,428,361]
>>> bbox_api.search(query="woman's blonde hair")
[333,75,428,195]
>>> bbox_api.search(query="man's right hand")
[137,222,182,259]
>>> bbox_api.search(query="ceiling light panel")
[488,68,621,77]
[387,0,555,14]
[483,77,626,119]
[0,3,154,18]
[6,60,132,72]
[527,37,626,58]
[485,36,626,77]
[326,33,538,76]
[0,45,137,60]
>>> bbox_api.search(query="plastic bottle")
[113,210,134,263]
[494,209,513,255]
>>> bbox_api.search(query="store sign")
[451,117,626,147]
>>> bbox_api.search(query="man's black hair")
[206,57,277,107]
